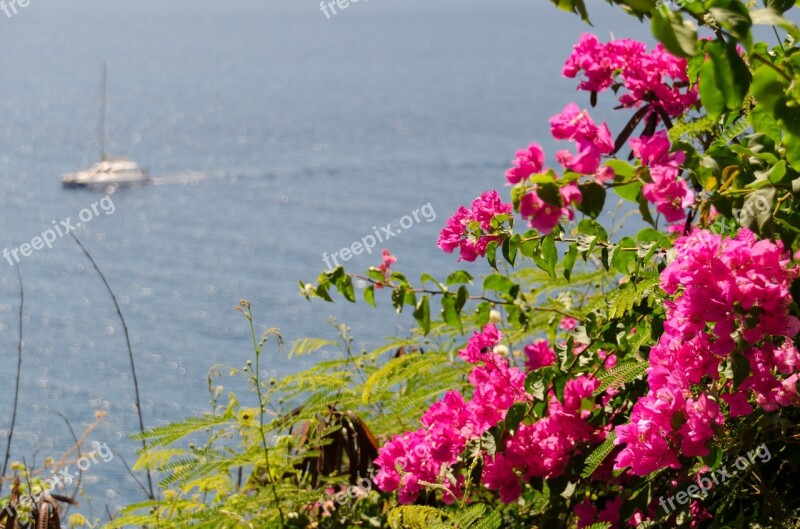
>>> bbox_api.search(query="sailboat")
[62,64,151,189]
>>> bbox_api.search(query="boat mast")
[99,62,107,161]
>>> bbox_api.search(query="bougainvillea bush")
[302,1,800,527]
[107,1,800,528]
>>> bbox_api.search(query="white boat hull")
[62,158,151,189]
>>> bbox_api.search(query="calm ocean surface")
[0,0,653,516]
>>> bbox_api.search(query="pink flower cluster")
[373,325,528,503]
[574,496,624,528]
[482,374,600,502]
[505,104,619,235]
[550,103,615,179]
[505,142,546,185]
[437,191,513,262]
[631,131,694,226]
[375,249,397,289]
[374,325,607,505]
[615,229,800,476]
[519,180,582,235]
[524,340,556,371]
[563,33,698,117]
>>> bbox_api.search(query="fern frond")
[581,431,617,478]
[133,415,235,449]
[668,114,717,142]
[288,338,337,358]
[597,360,649,393]
[607,274,661,319]
[388,505,445,529]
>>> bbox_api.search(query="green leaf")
[563,243,578,281]
[483,274,516,294]
[534,235,558,280]
[413,296,431,334]
[391,286,405,313]
[752,64,787,116]
[456,285,469,312]
[420,273,445,291]
[446,270,474,285]
[577,182,606,219]
[475,302,491,327]
[578,218,608,242]
[537,182,563,207]
[486,240,499,269]
[442,294,463,333]
[636,227,668,246]
[364,285,376,307]
[638,194,657,227]
[699,55,725,120]
[768,160,788,184]
[709,1,752,43]
[524,368,552,401]
[652,11,697,58]
[731,350,750,388]
[550,0,589,22]
[739,188,775,231]
[553,373,568,404]
[612,237,637,274]
[504,403,527,433]
[614,180,643,203]
[606,159,636,180]
[785,132,800,172]
[502,234,519,266]
[315,284,333,302]
[336,275,356,302]
[702,445,724,471]
[699,40,750,119]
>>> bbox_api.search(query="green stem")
[245,304,285,528]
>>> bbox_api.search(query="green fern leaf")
[581,431,617,478]
[597,360,648,393]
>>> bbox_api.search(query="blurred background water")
[0,0,655,517]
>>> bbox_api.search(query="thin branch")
[1,265,24,495]
[241,303,285,527]
[70,233,155,500]
[111,449,151,499]
[52,411,83,515]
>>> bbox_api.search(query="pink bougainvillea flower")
[549,103,614,176]
[372,249,398,290]
[519,182,582,235]
[437,191,512,262]
[630,131,693,225]
[524,339,557,371]
[506,142,546,184]
[560,317,577,331]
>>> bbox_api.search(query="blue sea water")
[0,0,655,517]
